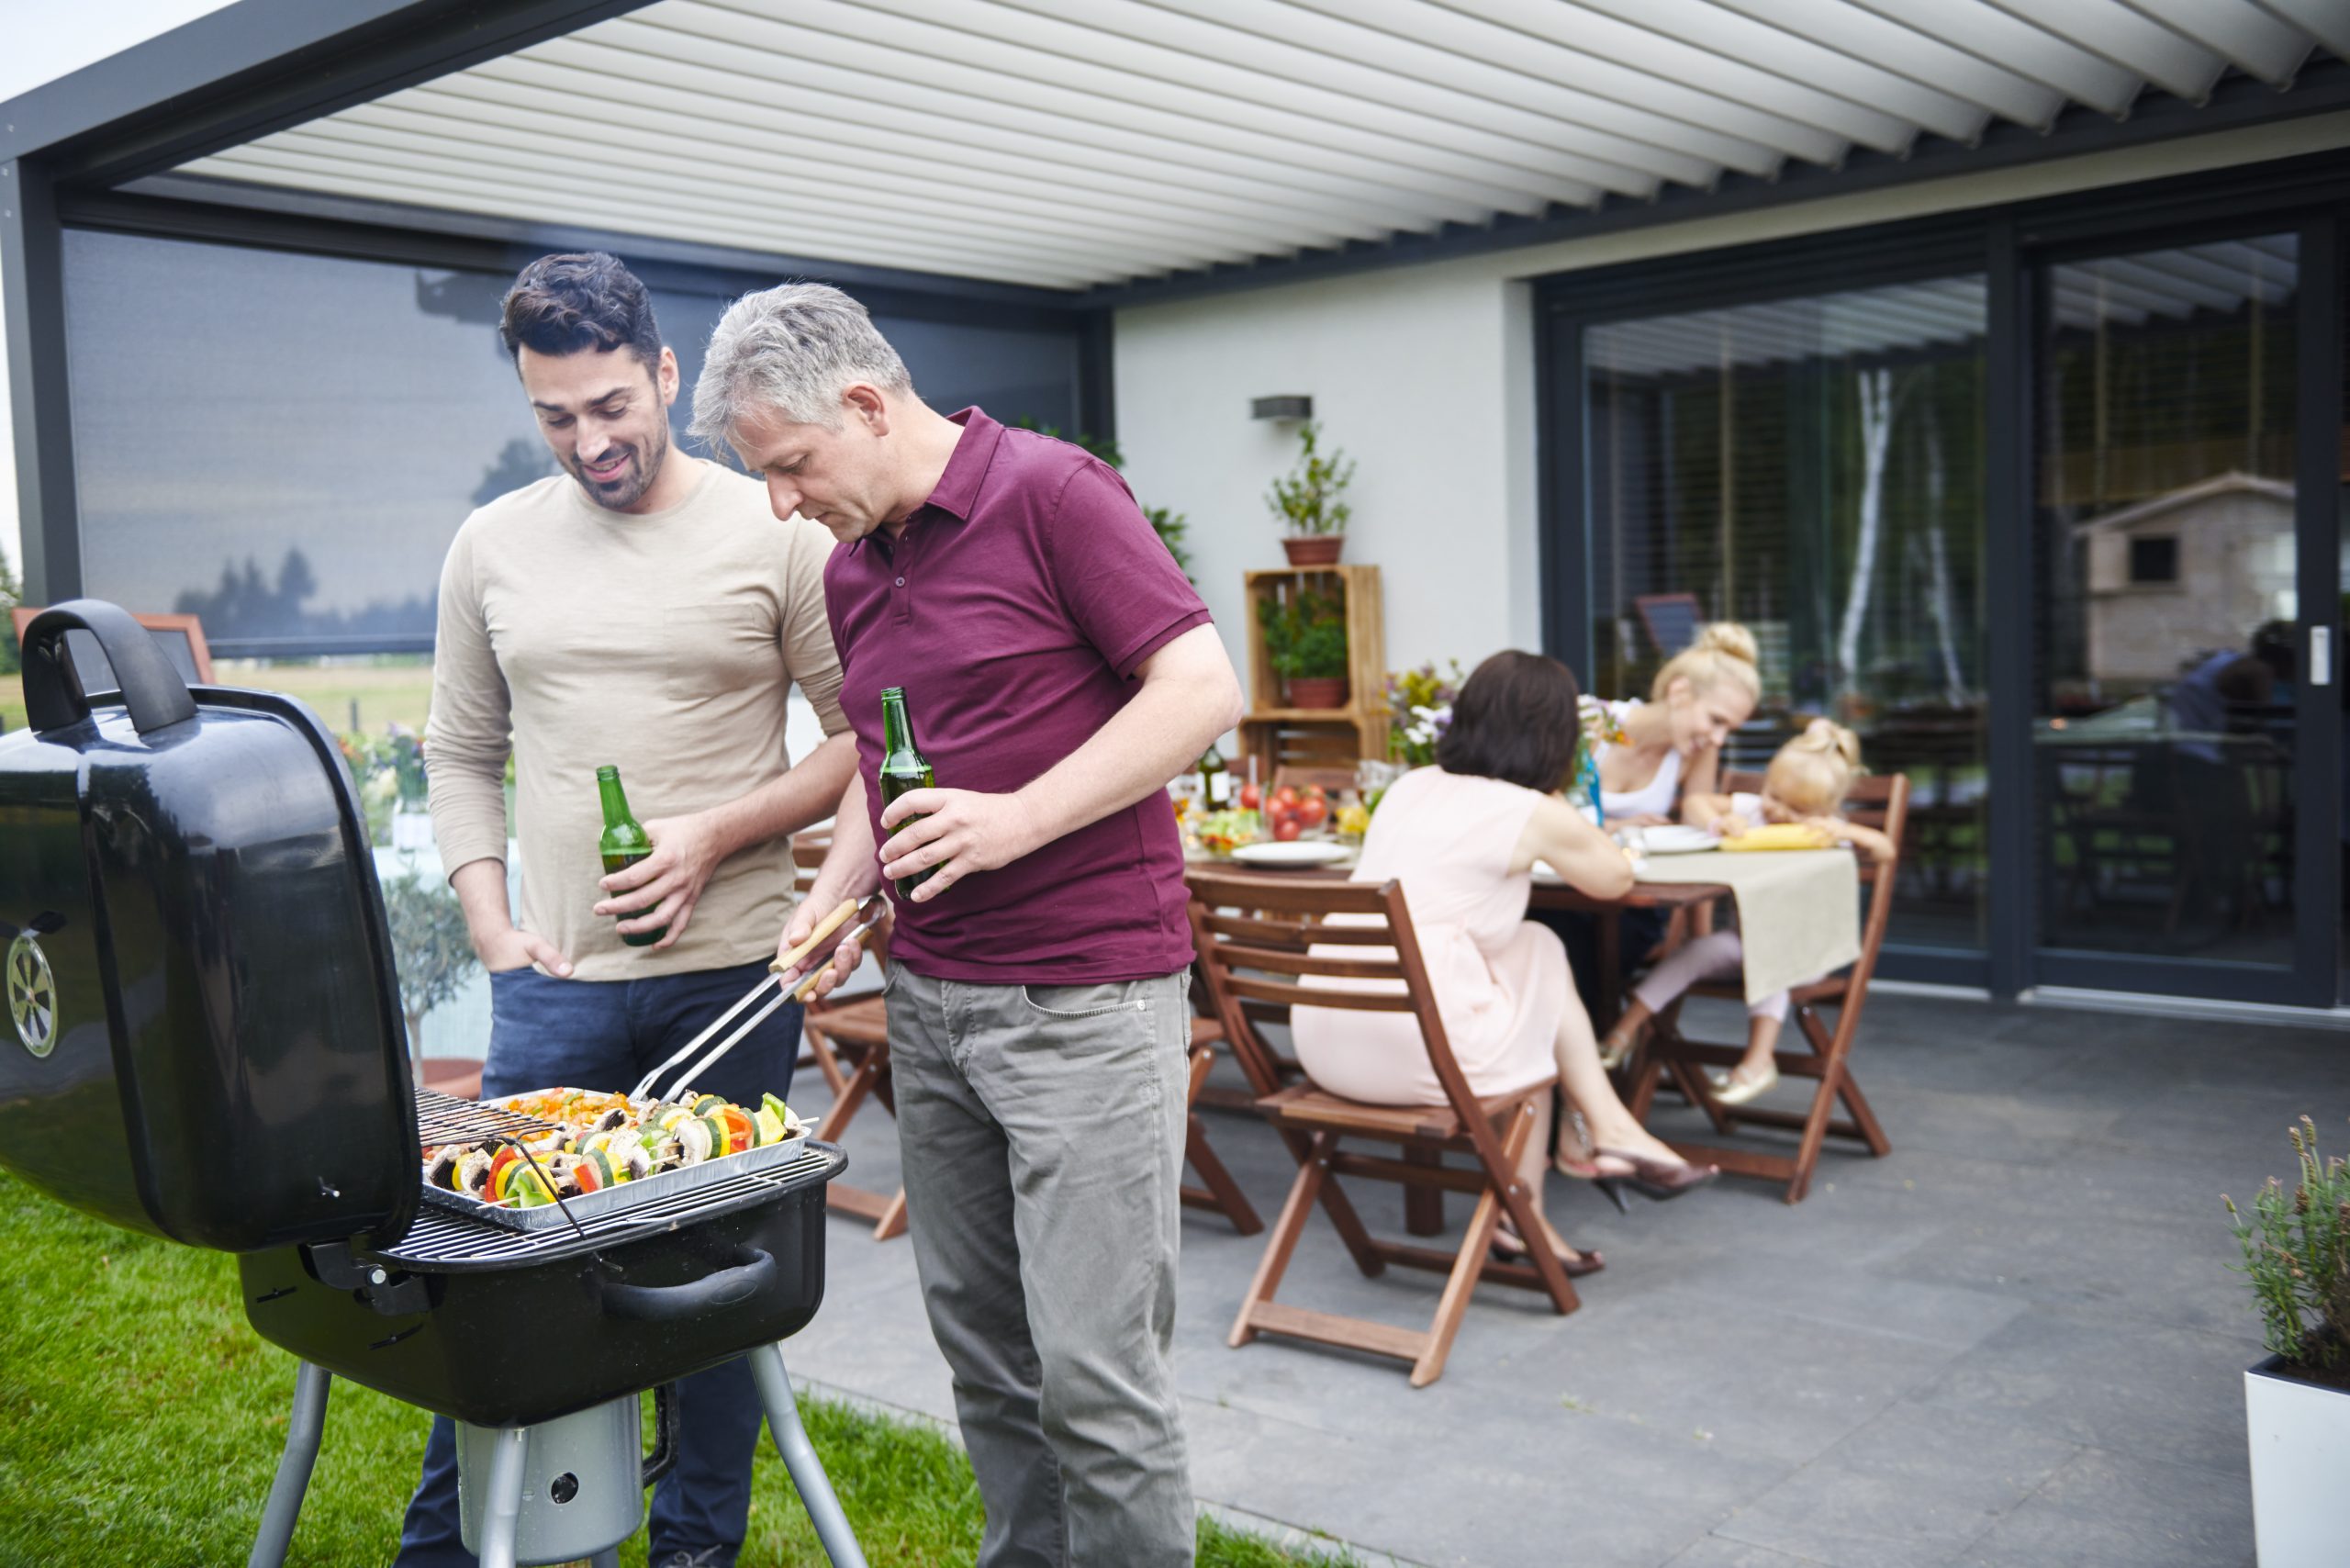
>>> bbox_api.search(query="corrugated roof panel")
[173,0,2345,292]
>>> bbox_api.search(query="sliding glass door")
[1581,275,1990,960]
[2029,230,2336,1002]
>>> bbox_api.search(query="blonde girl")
[1597,720,1895,1104]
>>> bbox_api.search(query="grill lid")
[0,599,419,1251]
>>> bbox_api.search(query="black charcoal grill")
[0,601,867,1568]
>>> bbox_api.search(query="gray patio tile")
[1708,1400,2079,1568]
[1902,1305,2255,1477]
[1874,1204,2250,1337]
[1943,1447,2255,1568]
[1664,1538,1833,1567]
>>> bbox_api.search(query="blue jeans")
[394,958,802,1568]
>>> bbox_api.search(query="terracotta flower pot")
[1281,535,1345,567]
[1286,676,1351,711]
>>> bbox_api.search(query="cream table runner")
[1630,848,1862,1004]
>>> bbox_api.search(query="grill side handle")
[598,1244,775,1323]
[22,600,197,736]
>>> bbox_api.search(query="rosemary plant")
[2226,1116,2350,1374]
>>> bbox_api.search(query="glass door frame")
[1536,155,2350,1003]
[2000,207,2343,1006]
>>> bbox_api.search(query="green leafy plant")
[381,867,479,1067]
[1145,505,1194,581]
[2226,1116,2350,1377]
[0,549,19,678]
[1259,591,1349,681]
[1266,421,1355,539]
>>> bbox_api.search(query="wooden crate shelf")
[1239,565,1388,776]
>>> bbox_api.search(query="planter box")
[2246,1353,2350,1567]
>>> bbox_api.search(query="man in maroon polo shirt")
[690,283,1242,1568]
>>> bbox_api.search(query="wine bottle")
[1199,743,1235,809]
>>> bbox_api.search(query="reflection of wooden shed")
[2076,472,2294,686]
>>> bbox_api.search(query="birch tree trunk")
[1837,367,1897,694]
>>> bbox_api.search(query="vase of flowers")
[1387,661,1464,767]
[1268,421,1354,566]
[2229,1116,2350,1567]
[1259,591,1350,709]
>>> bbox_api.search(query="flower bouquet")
[1387,661,1464,768]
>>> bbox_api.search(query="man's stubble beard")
[572,420,671,512]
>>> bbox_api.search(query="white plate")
[1635,825,1720,855]
[1231,840,1353,868]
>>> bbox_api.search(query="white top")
[1598,701,1684,822]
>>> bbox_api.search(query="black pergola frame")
[1535,148,2350,1005]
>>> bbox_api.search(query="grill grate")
[373,1140,843,1272]
[415,1086,561,1148]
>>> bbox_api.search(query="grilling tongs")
[629,897,884,1103]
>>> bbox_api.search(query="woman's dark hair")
[498,252,663,372]
[1436,650,1584,793]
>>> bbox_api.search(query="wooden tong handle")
[770,898,859,975]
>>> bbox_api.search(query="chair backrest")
[1720,768,1911,996]
[1271,764,1358,798]
[789,830,892,969]
[1185,870,1505,1159]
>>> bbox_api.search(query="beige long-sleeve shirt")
[425,461,845,980]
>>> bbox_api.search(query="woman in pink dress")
[1292,652,1716,1271]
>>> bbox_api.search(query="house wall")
[0,0,239,582]
[1114,112,2350,694]
[2087,494,2297,685]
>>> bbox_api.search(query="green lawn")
[1,657,437,739]
[0,1173,1354,1567]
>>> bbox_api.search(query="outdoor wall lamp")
[1250,395,1313,421]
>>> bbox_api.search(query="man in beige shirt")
[400,252,852,1568]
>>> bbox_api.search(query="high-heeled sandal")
[1597,1021,1643,1070]
[1490,1219,1606,1277]
[1554,1150,1635,1213]
[1592,1148,1720,1203]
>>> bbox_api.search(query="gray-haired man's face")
[733,387,901,543]
[519,343,677,513]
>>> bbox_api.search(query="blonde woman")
[1600,720,1895,1104]
[1594,622,1763,827]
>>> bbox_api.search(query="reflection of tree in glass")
[0,548,20,678]
[174,438,553,644]
[474,439,554,508]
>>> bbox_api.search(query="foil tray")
[417,1086,816,1232]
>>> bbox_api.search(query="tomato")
[1273,786,1299,808]
[1238,782,1262,810]
[1296,795,1328,828]
[1274,817,1303,842]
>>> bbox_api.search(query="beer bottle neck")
[881,694,913,756]
[597,770,634,829]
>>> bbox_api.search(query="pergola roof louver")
[129,0,2350,292]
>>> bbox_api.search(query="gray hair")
[688,282,913,454]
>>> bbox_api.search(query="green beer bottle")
[878,687,937,902]
[596,765,666,948]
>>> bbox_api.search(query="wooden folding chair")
[1189,870,1579,1389]
[1626,771,1909,1204]
[1179,979,1264,1235]
[789,834,908,1239]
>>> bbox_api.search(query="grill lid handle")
[599,1243,776,1324]
[22,599,198,738]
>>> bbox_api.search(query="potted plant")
[1267,421,1355,566]
[381,867,481,1074]
[1259,591,1350,710]
[2227,1115,2350,1567]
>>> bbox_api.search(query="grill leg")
[748,1344,868,1568]
[474,1426,529,1568]
[247,1361,330,1568]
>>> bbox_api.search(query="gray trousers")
[886,964,1196,1568]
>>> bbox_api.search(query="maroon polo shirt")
[823,408,1213,983]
